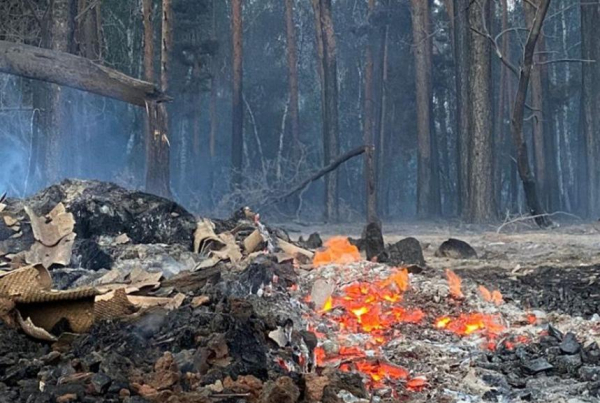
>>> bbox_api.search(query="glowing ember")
[309,264,516,395]
[352,360,408,385]
[313,237,361,266]
[478,285,504,305]
[316,270,423,334]
[446,269,464,299]
[435,313,506,336]
[503,335,531,351]
[407,376,428,391]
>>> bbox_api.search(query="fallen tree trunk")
[264,145,367,207]
[0,40,169,107]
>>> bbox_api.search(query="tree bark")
[144,0,172,197]
[231,0,244,193]
[206,0,218,160]
[524,0,547,210]
[377,20,389,216]
[495,0,510,210]
[581,0,600,218]
[317,0,340,222]
[311,0,325,85]
[44,0,72,185]
[410,0,437,217]
[27,9,53,193]
[0,41,167,106]
[142,0,155,86]
[364,0,377,223]
[510,0,552,227]
[75,0,101,61]
[285,0,300,162]
[466,0,495,223]
[453,0,470,217]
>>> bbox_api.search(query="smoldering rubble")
[0,179,599,403]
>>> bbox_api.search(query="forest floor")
[284,219,600,273]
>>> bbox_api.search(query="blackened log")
[0,40,169,107]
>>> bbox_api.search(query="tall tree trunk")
[453,0,470,217]
[364,0,377,223]
[510,0,551,227]
[317,0,340,222]
[311,0,328,217]
[581,0,600,218]
[285,0,300,162]
[494,0,509,211]
[27,12,52,194]
[377,21,389,216]
[45,0,73,185]
[144,0,172,197]
[75,0,101,61]
[524,0,547,211]
[231,0,244,193]
[142,0,155,185]
[410,0,437,217]
[466,0,495,222]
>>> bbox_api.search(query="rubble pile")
[0,179,599,402]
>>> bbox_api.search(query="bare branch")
[75,0,101,21]
[24,0,42,26]
[535,58,596,66]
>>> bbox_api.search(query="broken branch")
[264,145,368,206]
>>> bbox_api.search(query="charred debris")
[0,180,599,402]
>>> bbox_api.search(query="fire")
[446,269,464,299]
[435,313,506,336]
[379,268,409,292]
[313,237,361,266]
[406,376,428,391]
[503,335,530,351]
[352,360,408,385]
[478,285,503,305]
[316,269,423,334]
[310,266,516,394]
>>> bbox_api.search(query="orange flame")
[491,290,503,306]
[353,360,408,385]
[406,376,428,391]
[479,285,503,306]
[446,269,464,299]
[313,237,361,266]
[478,285,492,301]
[435,313,506,336]
[316,271,422,334]
[379,268,410,292]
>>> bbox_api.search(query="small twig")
[535,58,596,66]
[496,211,582,234]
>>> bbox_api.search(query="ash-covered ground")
[0,180,599,403]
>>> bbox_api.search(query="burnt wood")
[0,40,169,107]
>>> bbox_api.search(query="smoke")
[0,73,143,199]
[0,135,30,198]
[0,74,35,198]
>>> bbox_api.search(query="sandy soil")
[282,219,600,272]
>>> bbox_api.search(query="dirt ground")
[285,219,600,272]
